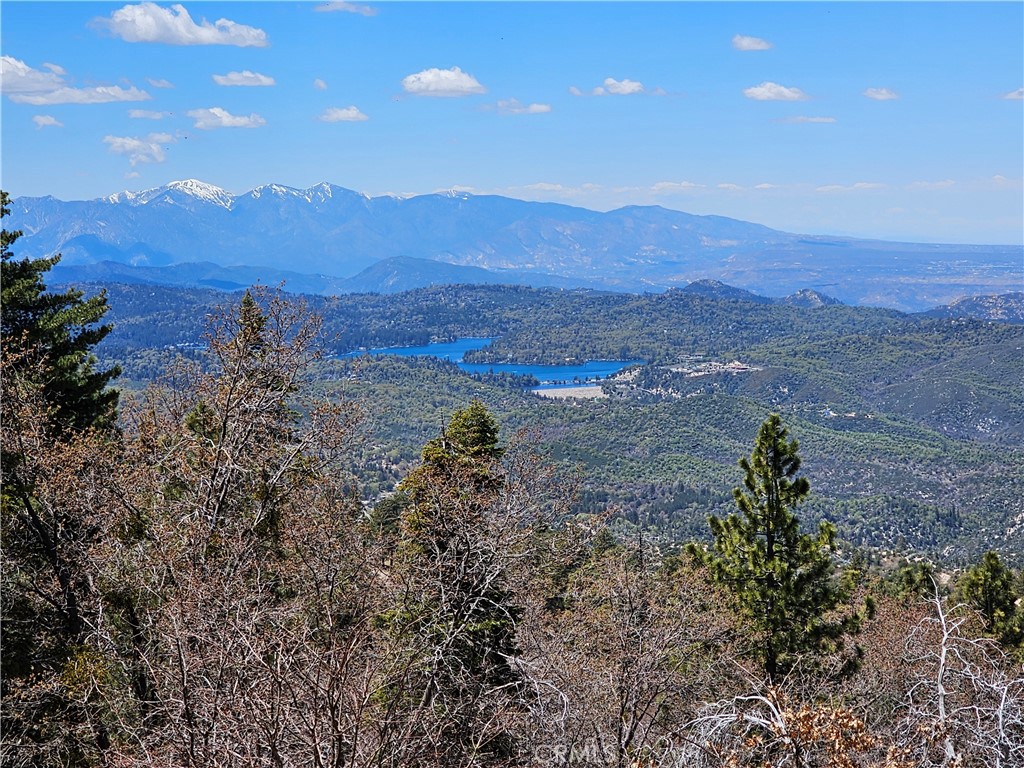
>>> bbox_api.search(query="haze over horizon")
[2,1,1022,245]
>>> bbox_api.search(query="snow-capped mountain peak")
[163,179,234,208]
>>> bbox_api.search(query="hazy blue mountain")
[781,288,843,308]
[10,180,1022,311]
[920,292,1024,324]
[680,279,774,304]
[49,260,349,295]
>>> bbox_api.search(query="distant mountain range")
[9,179,1022,312]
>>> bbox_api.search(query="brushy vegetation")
[5,198,1023,766]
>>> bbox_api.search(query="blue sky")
[2,1,1021,244]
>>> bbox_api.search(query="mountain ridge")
[10,180,1022,312]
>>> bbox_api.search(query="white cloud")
[2,55,151,104]
[863,87,899,101]
[2,55,64,94]
[212,70,275,87]
[401,66,486,97]
[125,171,141,179]
[314,78,328,90]
[599,77,644,95]
[147,77,174,88]
[568,86,583,97]
[717,183,743,191]
[97,2,268,47]
[754,183,778,190]
[42,62,66,75]
[33,115,63,128]
[732,34,772,51]
[129,108,169,119]
[315,1,377,15]
[104,131,177,165]
[780,115,837,124]
[743,81,808,101]
[12,86,150,105]
[319,106,368,122]
[817,182,886,193]
[908,179,955,190]
[495,98,550,115]
[1002,87,1023,100]
[652,181,704,193]
[187,106,266,129]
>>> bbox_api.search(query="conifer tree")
[690,414,855,683]
[384,400,522,764]
[0,191,119,437]
[955,550,1023,654]
[1,190,122,766]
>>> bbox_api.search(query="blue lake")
[343,337,640,388]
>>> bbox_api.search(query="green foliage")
[1,191,124,766]
[690,414,857,682]
[386,402,523,760]
[955,550,1023,655]
[0,191,119,437]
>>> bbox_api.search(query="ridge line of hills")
[11,179,1022,313]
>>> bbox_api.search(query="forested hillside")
[70,280,1024,563]
[4,228,1023,765]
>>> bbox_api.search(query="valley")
[83,280,1024,565]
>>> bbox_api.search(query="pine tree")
[0,190,119,436]
[690,414,855,683]
[955,550,1023,654]
[1,190,121,766]
[384,400,523,764]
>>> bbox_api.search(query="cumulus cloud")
[401,66,486,97]
[147,77,174,88]
[743,81,808,101]
[863,87,899,101]
[651,181,704,193]
[129,108,169,119]
[318,106,368,122]
[15,86,151,105]
[816,182,886,193]
[732,34,772,51]
[212,70,275,87]
[495,98,550,115]
[314,78,327,90]
[604,77,644,95]
[2,55,151,104]
[315,1,377,15]
[96,2,268,47]
[42,62,66,75]
[187,106,266,129]
[1002,87,1023,100]
[568,86,583,97]
[104,131,176,165]
[594,77,644,96]
[2,55,64,94]
[33,115,63,128]
[780,115,836,124]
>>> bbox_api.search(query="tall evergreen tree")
[955,550,1023,655]
[0,190,119,436]
[690,414,855,683]
[384,400,523,764]
[1,190,122,767]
